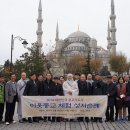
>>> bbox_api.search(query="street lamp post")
[10,34,28,72]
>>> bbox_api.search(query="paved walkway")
[0,120,130,130]
[0,104,130,130]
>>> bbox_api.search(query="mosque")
[36,0,117,76]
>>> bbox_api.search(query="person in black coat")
[92,74,105,123]
[23,73,39,123]
[51,77,63,122]
[112,74,118,121]
[124,75,130,121]
[36,74,44,96]
[105,75,116,122]
[77,74,92,122]
[43,73,55,122]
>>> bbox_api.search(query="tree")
[14,42,45,77]
[109,53,127,75]
[65,55,86,74]
[90,58,102,74]
[83,53,91,76]
[125,62,130,75]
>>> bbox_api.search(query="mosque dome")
[67,31,91,43]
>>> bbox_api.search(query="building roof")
[68,31,90,38]
[67,42,85,47]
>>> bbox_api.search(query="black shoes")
[19,119,23,123]
[85,117,89,122]
[28,119,32,123]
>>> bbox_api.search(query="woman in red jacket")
[116,77,127,122]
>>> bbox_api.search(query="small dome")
[67,43,85,47]
[65,43,86,52]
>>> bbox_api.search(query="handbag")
[124,96,130,101]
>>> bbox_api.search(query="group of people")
[0,72,130,125]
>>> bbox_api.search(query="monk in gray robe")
[17,72,28,123]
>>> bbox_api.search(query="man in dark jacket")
[92,74,105,123]
[43,73,55,122]
[36,74,44,96]
[124,75,130,121]
[105,75,116,122]
[23,73,39,123]
[52,77,63,122]
[112,74,118,121]
[77,74,92,122]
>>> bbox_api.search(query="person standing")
[0,75,5,122]
[63,74,79,121]
[59,76,65,85]
[116,77,127,122]
[5,73,17,125]
[86,73,93,85]
[124,75,130,121]
[23,73,39,123]
[17,72,28,123]
[43,73,55,122]
[92,74,105,123]
[63,74,79,96]
[74,73,80,82]
[52,77,63,122]
[112,74,118,121]
[105,76,116,122]
[77,74,92,122]
[36,74,44,96]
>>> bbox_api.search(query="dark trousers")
[0,103,4,121]
[28,117,39,122]
[115,102,118,120]
[128,107,130,120]
[5,97,16,122]
[52,117,61,122]
[106,106,114,120]
[94,117,102,122]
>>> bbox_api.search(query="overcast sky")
[0,0,130,65]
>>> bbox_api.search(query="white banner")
[22,96,108,118]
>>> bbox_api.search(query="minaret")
[55,22,59,42]
[110,0,117,55]
[36,0,43,54]
[107,21,111,50]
